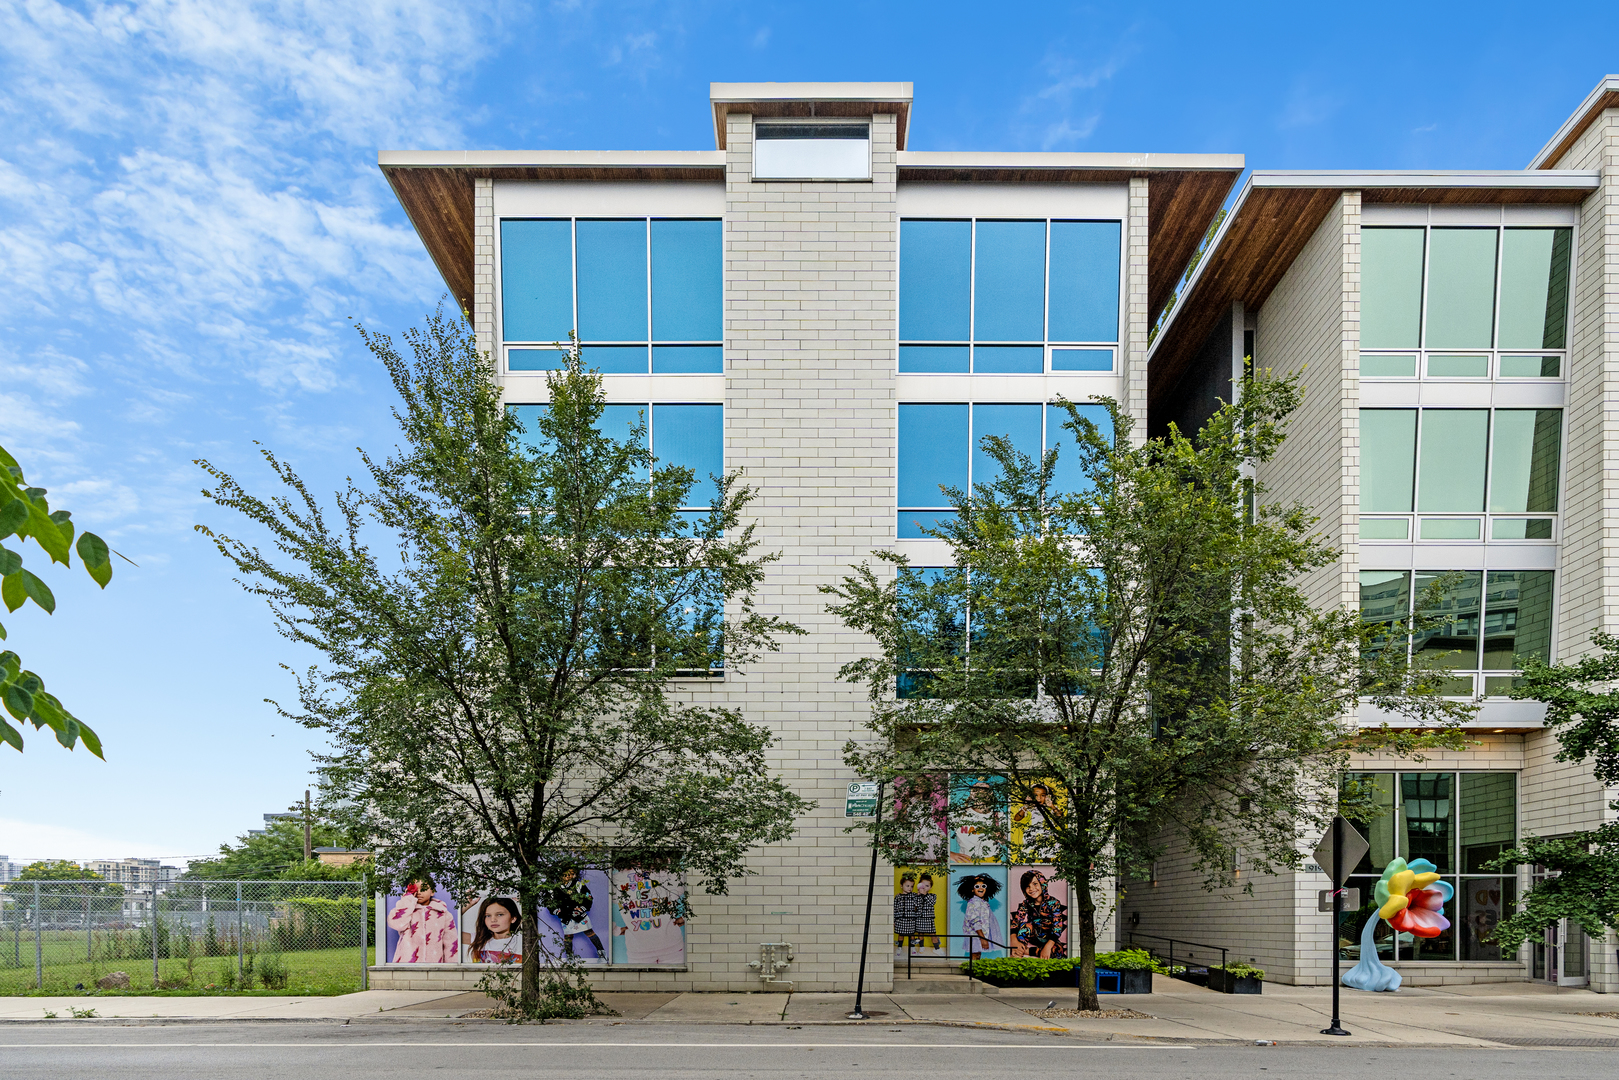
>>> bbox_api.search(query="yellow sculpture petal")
[1388,869,1416,898]
[1379,895,1410,920]
[1411,872,1440,889]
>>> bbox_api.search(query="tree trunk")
[1075,867,1099,1011]
[520,889,540,1010]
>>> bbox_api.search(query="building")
[313,847,371,868]
[0,856,21,883]
[80,858,180,890]
[376,77,1619,991]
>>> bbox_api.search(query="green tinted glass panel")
[1361,353,1417,377]
[1361,228,1425,348]
[1459,773,1515,874]
[1360,570,1411,662]
[1499,355,1560,378]
[1417,410,1488,512]
[1427,354,1488,378]
[1498,228,1572,350]
[1360,410,1416,512]
[1490,518,1554,539]
[1482,570,1554,669]
[1400,772,1455,873]
[1360,518,1409,539]
[1343,772,1396,876]
[1489,409,1561,513]
[1426,229,1498,349]
[1419,518,1480,539]
[1415,571,1481,670]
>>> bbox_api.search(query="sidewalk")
[5,975,1619,1046]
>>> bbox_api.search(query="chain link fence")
[0,880,370,995]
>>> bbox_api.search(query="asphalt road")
[4,1022,1619,1079]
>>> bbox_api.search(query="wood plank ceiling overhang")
[1145,175,1601,407]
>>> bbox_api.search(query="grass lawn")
[0,946,375,996]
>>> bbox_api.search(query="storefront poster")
[893,866,947,959]
[534,867,612,964]
[1007,865,1069,959]
[459,892,526,964]
[891,774,948,862]
[384,880,461,963]
[949,774,1006,864]
[948,864,1008,958]
[1009,780,1065,863]
[611,867,687,965]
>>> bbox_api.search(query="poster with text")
[459,892,528,964]
[948,865,1008,958]
[949,774,1006,863]
[1007,865,1069,959]
[384,880,461,964]
[893,866,948,959]
[1010,780,1066,863]
[534,867,612,964]
[611,866,688,965]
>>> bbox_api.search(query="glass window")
[1490,410,1562,513]
[1499,355,1561,378]
[753,121,870,180]
[1360,410,1417,512]
[1427,354,1488,378]
[1047,403,1109,496]
[1460,772,1516,873]
[650,220,722,342]
[1414,571,1482,670]
[1052,348,1114,372]
[500,220,573,343]
[1416,410,1488,513]
[580,345,649,374]
[1425,229,1498,349]
[575,219,647,342]
[899,221,971,342]
[974,221,1046,342]
[1048,221,1121,342]
[898,404,968,537]
[1400,772,1455,873]
[1361,353,1417,377]
[1459,876,1514,961]
[653,404,722,510]
[1482,571,1554,669]
[653,345,723,374]
[1498,228,1572,350]
[1361,228,1425,348]
[972,404,1042,491]
[1360,570,1411,638]
[900,345,969,374]
[972,345,1043,374]
[1343,771,1396,876]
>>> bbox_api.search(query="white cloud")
[1277,79,1340,130]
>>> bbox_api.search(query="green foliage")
[827,375,1469,1009]
[1487,632,1619,949]
[0,445,114,757]
[1213,962,1265,980]
[256,952,290,990]
[1,862,124,914]
[183,819,368,882]
[476,961,617,1022]
[960,949,1163,983]
[194,308,812,1010]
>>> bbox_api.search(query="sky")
[1,0,1615,867]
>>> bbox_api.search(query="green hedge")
[959,949,1164,984]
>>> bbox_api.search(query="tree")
[195,308,812,1011]
[183,818,368,882]
[1486,632,1619,951]
[2,861,123,917]
[1,446,114,756]
[825,377,1469,1009]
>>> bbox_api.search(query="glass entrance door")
[1533,920,1588,986]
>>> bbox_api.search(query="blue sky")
[2,0,1615,865]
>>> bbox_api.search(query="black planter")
[1207,968,1262,994]
[1115,968,1153,994]
[975,971,1072,989]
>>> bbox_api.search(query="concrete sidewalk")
[6,975,1619,1046]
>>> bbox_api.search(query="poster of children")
[890,774,948,863]
[611,866,688,965]
[538,866,612,964]
[893,867,946,959]
[948,865,1007,958]
[385,880,461,963]
[949,774,1006,863]
[1007,866,1069,959]
[459,893,525,964]
[1009,780,1065,863]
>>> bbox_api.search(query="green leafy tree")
[194,309,812,1011]
[825,376,1470,1009]
[2,860,124,916]
[1,446,114,756]
[183,818,368,881]
[1486,632,1619,950]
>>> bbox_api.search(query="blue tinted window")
[508,349,566,372]
[899,345,969,373]
[900,221,971,341]
[899,404,968,512]
[974,221,1046,342]
[899,510,958,539]
[1048,221,1120,342]
[653,404,723,509]
[595,403,645,445]
[508,404,549,455]
[501,220,573,342]
[579,345,649,374]
[972,346,1043,374]
[576,220,646,341]
[972,404,1042,490]
[1047,403,1110,495]
[651,220,722,341]
[652,345,723,374]
[1051,348,1113,371]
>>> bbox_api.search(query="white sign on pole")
[845,781,879,817]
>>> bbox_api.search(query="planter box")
[1107,968,1153,994]
[975,971,1071,989]
[1207,968,1262,994]
[976,967,1153,993]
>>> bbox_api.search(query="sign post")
[846,780,882,1020]
[1313,814,1368,1037]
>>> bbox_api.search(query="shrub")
[258,953,290,990]
[958,949,1165,984]
[1212,962,1264,981]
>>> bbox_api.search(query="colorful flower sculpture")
[1340,857,1452,993]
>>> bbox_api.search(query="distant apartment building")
[376,77,1619,991]
[81,858,179,890]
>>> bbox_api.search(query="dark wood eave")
[1529,77,1619,169]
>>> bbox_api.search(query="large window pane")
[900,345,969,373]
[1400,772,1455,873]
[1361,228,1425,348]
[579,345,648,374]
[650,220,721,342]
[652,345,723,374]
[900,220,971,341]
[972,404,1041,491]
[972,346,1042,373]
[1426,229,1498,349]
[899,403,969,514]
[576,219,647,341]
[1343,772,1396,876]
[1417,410,1488,512]
[1414,571,1481,670]
[1459,772,1516,873]
[1360,570,1411,656]
[1406,885,1457,960]
[1048,221,1120,342]
[1490,409,1562,513]
[1047,403,1109,497]
[653,404,722,509]
[974,221,1046,342]
[1360,410,1417,512]
[508,403,548,455]
[1459,877,1514,961]
[501,220,573,342]
[1498,228,1572,350]
[1482,571,1554,669]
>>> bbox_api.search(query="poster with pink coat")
[384,880,461,963]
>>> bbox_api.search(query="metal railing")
[0,880,369,995]
[897,931,1014,982]
[1127,930,1227,983]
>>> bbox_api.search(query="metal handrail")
[898,931,1013,982]
[1127,931,1227,981]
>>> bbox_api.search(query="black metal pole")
[849,781,883,1020]
[1322,816,1351,1036]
